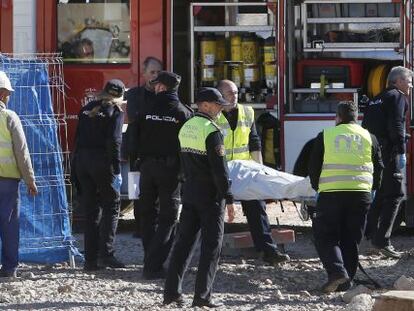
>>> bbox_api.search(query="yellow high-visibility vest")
[179,115,219,155]
[0,110,20,179]
[216,104,254,161]
[319,123,373,192]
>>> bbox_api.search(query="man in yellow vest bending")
[217,79,290,264]
[0,71,37,278]
[309,101,383,293]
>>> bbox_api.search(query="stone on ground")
[393,275,414,291]
[342,285,372,303]
[343,294,374,311]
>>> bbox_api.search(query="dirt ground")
[0,202,412,310]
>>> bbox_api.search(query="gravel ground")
[0,203,413,310]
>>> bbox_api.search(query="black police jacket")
[125,86,156,167]
[136,90,192,158]
[126,85,156,124]
[73,99,124,174]
[365,87,408,157]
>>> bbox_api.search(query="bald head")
[217,80,238,111]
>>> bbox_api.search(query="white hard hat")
[0,71,14,92]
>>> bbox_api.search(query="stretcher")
[228,160,317,221]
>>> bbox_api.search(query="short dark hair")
[336,101,358,123]
[143,56,163,71]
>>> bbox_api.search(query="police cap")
[102,79,125,98]
[150,71,181,90]
[196,87,230,106]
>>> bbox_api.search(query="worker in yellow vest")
[309,101,383,293]
[217,80,290,265]
[0,71,37,278]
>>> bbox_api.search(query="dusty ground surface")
[0,202,413,310]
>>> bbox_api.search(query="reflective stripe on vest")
[322,164,373,173]
[216,104,254,161]
[179,115,219,155]
[0,110,20,179]
[319,123,373,192]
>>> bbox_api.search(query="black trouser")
[133,199,140,233]
[366,155,404,247]
[241,200,279,255]
[76,150,120,263]
[312,192,371,281]
[133,198,160,235]
[164,200,225,302]
[139,157,181,272]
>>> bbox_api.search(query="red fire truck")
[1,0,413,227]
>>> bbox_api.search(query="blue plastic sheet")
[0,56,77,263]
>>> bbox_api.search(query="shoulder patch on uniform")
[215,144,226,157]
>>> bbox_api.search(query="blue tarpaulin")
[0,55,76,263]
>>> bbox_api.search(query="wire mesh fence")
[0,53,76,263]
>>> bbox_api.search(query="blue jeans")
[0,178,20,272]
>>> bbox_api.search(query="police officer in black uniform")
[136,71,192,279]
[126,56,162,237]
[73,79,126,271]
[164,88,235,308]
[364,66,413,258]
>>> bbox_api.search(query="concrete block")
[222,229,295,249]
[373,291,414,311]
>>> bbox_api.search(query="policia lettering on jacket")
[309,101,383,293]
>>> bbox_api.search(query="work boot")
[379,245,403,259]
[336,280,353,292]
[163,294,185,307]
[0,269,17,278]
[263,250,290,265]
[192,298,223,308]
[98,256,126,268]
[321,275,350,293]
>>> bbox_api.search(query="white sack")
[128,171,140,200]
[228,160,315,201]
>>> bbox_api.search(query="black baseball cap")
[102,79,125,98]
[150,71,181,90]
[196,87,230,106]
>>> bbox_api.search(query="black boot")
[192,298,223,308]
